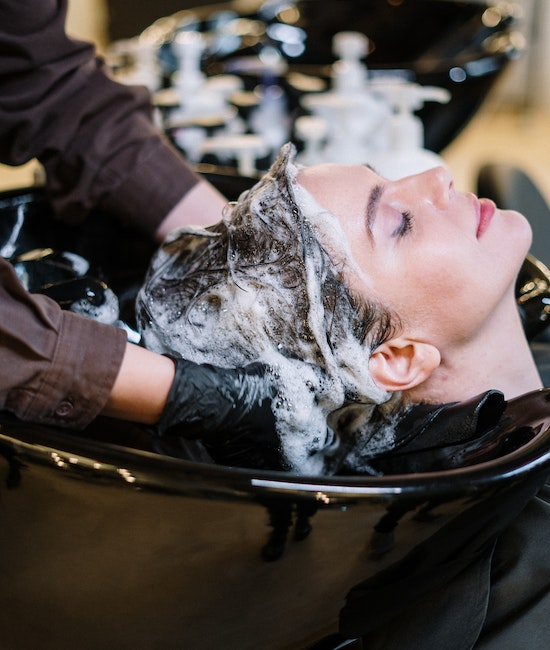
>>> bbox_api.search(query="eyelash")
[392,211,414,237]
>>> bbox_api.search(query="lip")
[476,197,496,238]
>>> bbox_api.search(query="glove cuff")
[157,357,236,438]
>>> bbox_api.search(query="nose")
[401,166,454,211]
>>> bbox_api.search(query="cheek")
[415,248,511,338]
[345,236,486,322]
[391,244,475,316]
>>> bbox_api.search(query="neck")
[406,296,543,404]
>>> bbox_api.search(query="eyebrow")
[366,183,384,240]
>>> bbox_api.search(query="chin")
[494,209,531,275]
[505,208,533,253]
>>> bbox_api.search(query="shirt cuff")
[13,310,128,429]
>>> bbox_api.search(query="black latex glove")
[156,358,285,470]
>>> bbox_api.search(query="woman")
[137,142,543,474]
[296,146,541,404]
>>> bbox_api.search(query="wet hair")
[137,144,399,473]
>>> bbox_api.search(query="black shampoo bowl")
[1,389,550,649]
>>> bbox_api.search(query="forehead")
[297,163,377,221]
[298,162,374,184]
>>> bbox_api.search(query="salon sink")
[1,390,550,649]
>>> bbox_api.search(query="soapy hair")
[137,143,398,473]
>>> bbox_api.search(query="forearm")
[154,178,227,242]
[103,343,176,424]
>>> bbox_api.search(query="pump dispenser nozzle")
[369,79,451,179]
[299,31,389,164]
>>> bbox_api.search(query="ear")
[368,337,441,392]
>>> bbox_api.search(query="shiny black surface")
[1,390,550,649]
[517,256,550,342]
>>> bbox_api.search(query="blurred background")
[2,0,549,199]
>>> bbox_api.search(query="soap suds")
[137,143,396,474]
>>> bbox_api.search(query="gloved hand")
[156,358,285,470]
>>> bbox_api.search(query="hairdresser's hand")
[157,358,284,469]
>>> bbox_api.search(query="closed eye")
[391,211,414,238]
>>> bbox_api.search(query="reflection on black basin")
[1,389,550,650]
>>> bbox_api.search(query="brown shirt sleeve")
[0,1,203,428]
[0,258,127,429]
[0,0,199,236]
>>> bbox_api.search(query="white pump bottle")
[369,80,451,179]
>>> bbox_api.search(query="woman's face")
[296,163,532,349]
